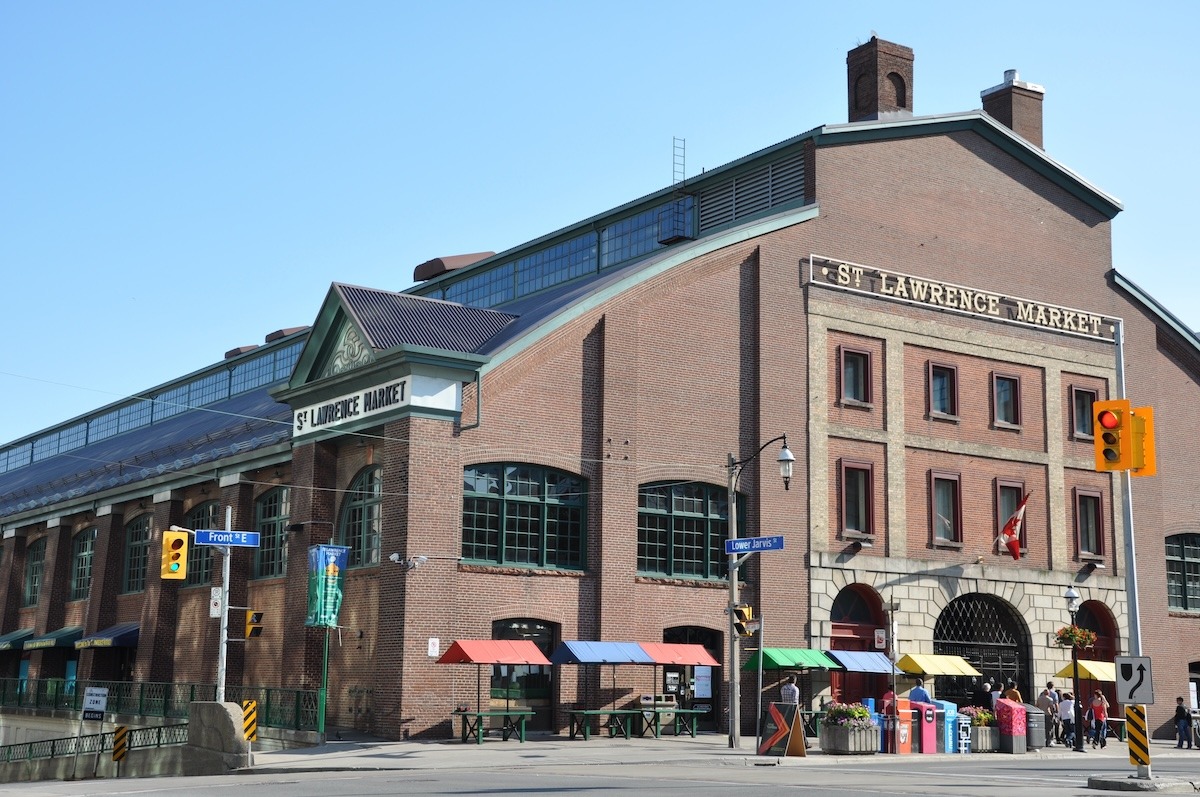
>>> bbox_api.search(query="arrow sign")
[725,535,785,554]
[1114,655,1154,705]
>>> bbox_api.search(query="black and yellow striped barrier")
[242,700,258,742]
[112,725,127,762]
[1125,704,1150,766]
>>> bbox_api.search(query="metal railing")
[0,679,319,731]
[0,723,189,763]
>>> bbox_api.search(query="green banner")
[306,545,350,628]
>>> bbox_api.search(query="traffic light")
[161,530,188,580]
[733,605,755,637]
[1130,405,1157,478]
[1093,399,1133,471]
[245,610,264,639]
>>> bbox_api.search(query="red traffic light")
[1097,410,1120,431]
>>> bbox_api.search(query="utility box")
[1022,703,1046,749]
[640,693,677,734]
[996,698,1028,754]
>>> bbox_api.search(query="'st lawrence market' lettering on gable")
[294,380,409,436]
[822,258,1110,339]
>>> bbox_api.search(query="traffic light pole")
[215,505,233,703]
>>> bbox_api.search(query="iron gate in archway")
[933,594,1030,706]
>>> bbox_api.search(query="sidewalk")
[242,731,1198,776]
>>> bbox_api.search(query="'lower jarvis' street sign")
[195,529,261,547]
[725,535,785,554]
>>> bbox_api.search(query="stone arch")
[933,593,1031,706]
[829,584,888,704]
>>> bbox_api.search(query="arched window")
[254,487,290,578]
[462,464,585,569]
[123,514,152,593]
[70,527,97,601]
[340,467,382,568]
[22,537,46,607]
[185,502,219,586]
[1166,534,1200,611]
[637,482,729,579]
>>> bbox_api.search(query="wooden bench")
[451,709,535,744]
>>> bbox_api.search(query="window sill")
[932,539,963,550]
[840,398,874,411]
[929,411,960,423]
[843,530,874,541]
[1080,554,1105,563]
[993,421,1022,432]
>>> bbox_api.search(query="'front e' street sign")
[195,529,261,547]
[725,535,785,554]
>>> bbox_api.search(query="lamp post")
[1064,586,1085,753]
[726,435,794,750]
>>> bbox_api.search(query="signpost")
[82,687,107,721]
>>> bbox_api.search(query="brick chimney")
[981,69,1045,148]
[846,36,914,122]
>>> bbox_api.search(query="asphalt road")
[3,755,1197,797]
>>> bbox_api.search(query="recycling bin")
[996,698,1028,754]
[933,699,958,753]
[640,693,676,734]
[1022,703,1046,749]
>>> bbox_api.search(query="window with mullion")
[70,528,97,601]
[254,487,290,579]
[931,472,962,543]
[22,537,46,607]
[995,479,1026,553]
[637,481,730,579]
[841,348,872,404]
[461,463,585,570]
[1071,387,1098,439]
[339,467,382,568]
[123,514,151,593]
[1075,488,1103,556]
[184,502,218,585]
[1165,534,1200,611]
[992,373,1021,427]
[840,460,873,535]
[929,362,958,417]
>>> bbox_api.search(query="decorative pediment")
[319,322,374,379]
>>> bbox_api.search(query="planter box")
[970,725,999,752]
[819,725,879,755]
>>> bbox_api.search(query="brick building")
[0,38,1196,741]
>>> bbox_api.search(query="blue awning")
[75,623,140,650]
[0,628,34,651]
[549,640,654,664]
[23,626,83,650]
[826,650,902,674]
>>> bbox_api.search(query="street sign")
[725,535,785,554]
[209,586,223,618]
[1115,655,1154,705]
[195,529,261,547]
[83,686,108,721]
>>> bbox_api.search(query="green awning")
[0,628,34,651]
[23,626,83,651]
[743,647,840,671]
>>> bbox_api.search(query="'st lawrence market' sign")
[814,255,1115,340]
[293,379,410,438]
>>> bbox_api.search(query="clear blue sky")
[2,2,1197,447]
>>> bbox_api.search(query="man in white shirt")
[780,675,800,704]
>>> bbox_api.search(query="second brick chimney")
[981,69,1045,149]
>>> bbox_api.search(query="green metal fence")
[0,723,189,763]
[0,679,319,731]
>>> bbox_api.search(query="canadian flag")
[996,493,1030,560]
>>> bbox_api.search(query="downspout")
[458,372,483,431]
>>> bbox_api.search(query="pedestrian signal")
[245,610,264,639]
[733,605,755,637]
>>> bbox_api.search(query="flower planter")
[820,725,880,755]
[970,725,999,752]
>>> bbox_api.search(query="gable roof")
[335,284,516,354]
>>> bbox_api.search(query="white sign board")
[874,628,887,650]
[1115,655,1154,705]
[209,587,223,618]
[83,686,108,721]
[693,666,713,699]
[427,637,440,658]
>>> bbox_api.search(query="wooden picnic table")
[566,708,643,740]
[637,707,709,738]
[451,708,535,744]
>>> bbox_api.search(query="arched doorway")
[493,618,557,731]
[664,625,721,731]
[829,584,887,704]
[933,594,1029,706]
[1074,600,1119,708]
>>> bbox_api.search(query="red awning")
[638,642,720,666]
[436,639,551,665]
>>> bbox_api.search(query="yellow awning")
[896,653,982,676]
[1054,659,1116,682]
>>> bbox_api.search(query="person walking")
[973,681,994,709]
[1059,691,1076,748]
[1004,680,1023,704]
[1175,696,1194,749]
[1037,686,1060,746]
[1089,690,1111,748]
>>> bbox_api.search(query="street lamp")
[726,435,794,750]
[1064,586,1086,753]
